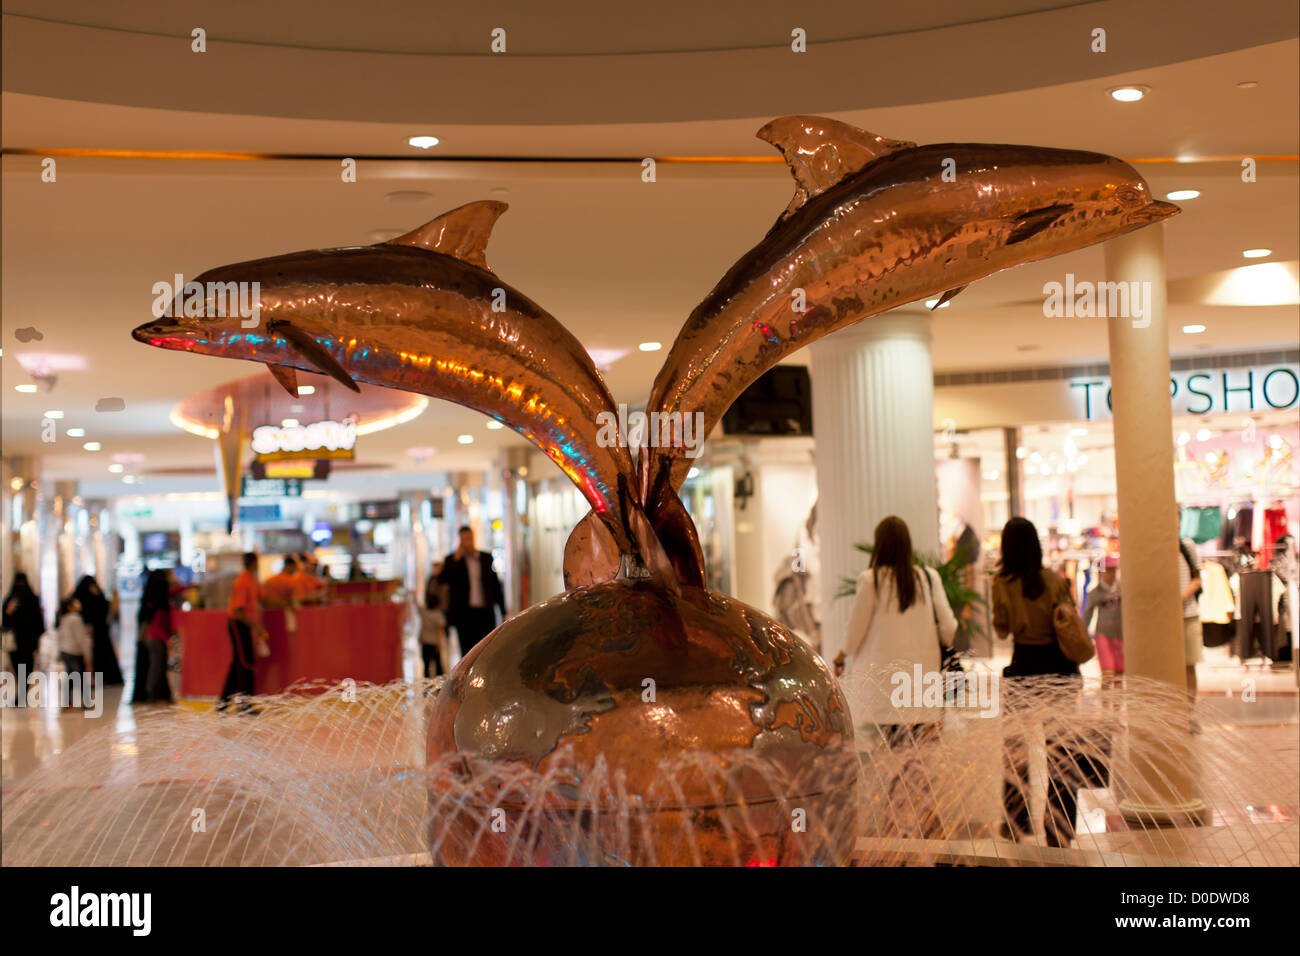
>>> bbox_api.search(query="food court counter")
[175,602,405,697]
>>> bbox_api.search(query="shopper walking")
[421,561,448,679]
[835,516,957,748]
[220,552,264,714]
[133,570,175,704]
[74,575,123,686]
[2,572,45,683]
[437,527,505,660]
[1177,530,1203,700]
[992,517,1089,847]
[1082,554,1124,688]
[55,595,94,701]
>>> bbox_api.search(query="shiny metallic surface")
[132,200,635,550]
[426,576,857,865]
[647,115,1180,490]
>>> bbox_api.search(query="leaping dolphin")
[133,201,640,555]
[645,116,1180,494]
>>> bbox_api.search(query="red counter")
[176,603,405,697]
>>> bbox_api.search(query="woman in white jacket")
[835,516,958,746]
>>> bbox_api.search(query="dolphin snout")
[1125,199,1180,226]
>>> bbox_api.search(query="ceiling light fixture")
[486,421,503,430]
[15,384,37,393]
[43,410,64,419]
[457,434,474,445]
[1242,248,1271,259]
[281,419,300,428]
[1196,429,1211,441]
[1108,85,1149,102]
[1182,324,1207,334]
[1166,189,1200,201]
[83,441,101,451]
[924,299,951,309]
[297,385,316,396]
[639,342,662,352]
[408,136,440,149]
[108,464,124,474]
[66,428,85,438]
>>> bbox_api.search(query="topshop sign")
[1069,364,1300,421]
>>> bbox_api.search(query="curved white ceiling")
[3,0,1296,124]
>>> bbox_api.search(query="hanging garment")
[1236,570,1277,660]
[1198,561,1235,625]
[1180,508,1199,542]
[1195,506,1223,544]
[1260,508,1288,569]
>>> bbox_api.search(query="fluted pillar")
[811,314,938,666]
[1105,223,1206,826]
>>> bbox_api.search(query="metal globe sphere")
[427,577,858,865]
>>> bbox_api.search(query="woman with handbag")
[835,516,958,748]
[993,517,1098,847]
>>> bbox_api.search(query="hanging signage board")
[251,459,331,480]
[1068,364,1299,422]
[238,503,282,523]
[240,476,303,498]
[252,420,356,462]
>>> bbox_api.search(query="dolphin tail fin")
[268,363,299,396]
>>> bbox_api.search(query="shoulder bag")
[1051,576,1096,664]
[923,569,965,701]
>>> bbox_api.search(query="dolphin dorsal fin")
[757,116,915,218]
[384,200,508,271]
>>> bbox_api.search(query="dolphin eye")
[1115,185,1144,207]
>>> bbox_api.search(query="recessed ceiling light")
[1182,324,1207,334]
[108,463,124,474]
[1166,189,1200,201]
[1070,427,1088,436]
[1029,451,1042,463]
[281,419,300,428]
[66,427,85,438]
[1108,85,1149,102]
[457,434,474,444]
[1242,248,1271,259]
[1015,447,1026,459]
[490,187,510,195]
[15,384,37,393]
[639,341,663,352]
[43,410,64,419]
[984,469,1000,481]
[1196,429,1211,441]
[1039,465,1052,476]
[297,385,315,396]
[1177,432,1191,445]
[485,420,503,430]
[83,441,101,451]
[686,467,700,480]
[1237,80,1259,89]
[407,136,440,150]
[924,299,951,309]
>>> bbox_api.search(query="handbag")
[1052,598,1096,664]
[924,570,965,701]
[254,634,272,659]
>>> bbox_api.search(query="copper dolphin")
[132,200,638,551]
[645,115,1180,494]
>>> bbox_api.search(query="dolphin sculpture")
[133,200,644,558]
[644,115,1180,499]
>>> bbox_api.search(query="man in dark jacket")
[437,526,505,658]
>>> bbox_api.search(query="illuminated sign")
[240,476,302,498]
[1070,364,1299,421]
[251,420,356,461]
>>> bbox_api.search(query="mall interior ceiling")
[1,0,1296,493]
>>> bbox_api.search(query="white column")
[1104,223,1206,825]
[811,314,938,664]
